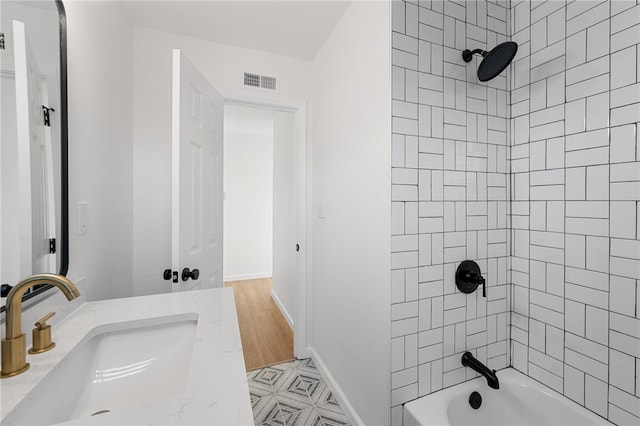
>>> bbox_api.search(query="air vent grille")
[243,72,278,92]
[261,75,277,90]
[243,72,260,88]
[0,33,5,50]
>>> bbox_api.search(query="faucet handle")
[35,311,55,328]
[29,312,56,354]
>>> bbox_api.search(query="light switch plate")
[77,202,88,235]
[317,200,326,219]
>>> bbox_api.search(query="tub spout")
[461,351,499,389]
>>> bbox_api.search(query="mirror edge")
[57,0,69,278]
[0,0,69,312]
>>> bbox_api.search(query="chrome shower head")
[462,41,518,82]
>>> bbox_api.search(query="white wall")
[223,105,274,281]
[65,0,133,302]
[132,26,313,296]
[311,2,391,424]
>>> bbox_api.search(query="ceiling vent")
[243,72,279,93]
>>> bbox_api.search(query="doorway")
[222,105,276,283]
[222,98,309,367]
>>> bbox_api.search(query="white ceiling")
[121,1,351,61]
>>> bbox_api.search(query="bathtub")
[403,368,614,426]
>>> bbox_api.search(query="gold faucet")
[1,274,80,378]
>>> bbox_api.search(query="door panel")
[171,49,223,292]
[187,139,202,255]
[207,150,219,249]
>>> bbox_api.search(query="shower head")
[462,41,518,82]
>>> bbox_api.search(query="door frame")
[223,93,311,359]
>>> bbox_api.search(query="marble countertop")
[1,288,254,425]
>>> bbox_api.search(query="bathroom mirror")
[0,0,68,310]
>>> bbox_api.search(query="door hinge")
[49,238,56,254]
[42,106,54,127]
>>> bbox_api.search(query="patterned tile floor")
[247,358,351,426]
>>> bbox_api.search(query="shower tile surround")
[391,0,512,420]
[391,1,640,425]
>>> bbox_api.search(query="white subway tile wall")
[391,0,511,423]
[391,1,640,425]
[509,0,640,424]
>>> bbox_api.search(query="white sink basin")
[3,314,198,425]
[1,288,253,426]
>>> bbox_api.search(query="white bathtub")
[403,368,614,426]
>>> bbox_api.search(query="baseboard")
[270,290,294,331]
[223,272,272,282]
[309,348,364,426]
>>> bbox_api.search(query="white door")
[13,20,52,276]
[171,49,223,292]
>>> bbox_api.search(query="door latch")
[163,269,179,283]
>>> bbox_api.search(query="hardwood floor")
[224,278,294,371]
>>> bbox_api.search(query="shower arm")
[462,48,488,62]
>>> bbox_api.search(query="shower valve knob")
[456,260,487,297]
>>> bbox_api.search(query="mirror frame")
[1,0,68,311]
[57,0,69,278]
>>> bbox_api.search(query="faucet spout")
[461,351,499,389]
[1,274,80,378]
